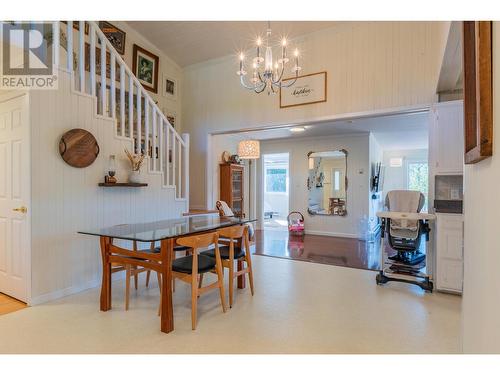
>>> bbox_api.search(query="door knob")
[12,206,27,214]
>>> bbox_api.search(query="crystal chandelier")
[237,22,302,94]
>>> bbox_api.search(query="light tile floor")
[0,256,461,354]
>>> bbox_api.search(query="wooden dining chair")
[174,232,227,330]
[106,238,149,311]
[123,240,155,311]
[201,225,254,308]
[145,244,192,290]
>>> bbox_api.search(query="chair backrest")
[385,190,425,213]
[385,190,425,233]
[217,225,248,240]
[176,232,219,253]
[216,200,234,217]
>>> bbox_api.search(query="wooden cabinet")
[435,213,464,293]
[219,163,244,217]
[429,101,464,175]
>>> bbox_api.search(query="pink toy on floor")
[287,211,305,237]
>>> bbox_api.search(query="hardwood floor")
[0,293,26,316]
[253,229,386,270]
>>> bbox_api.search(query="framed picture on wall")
[99,21,126,55]
[279,71,327,108]
[162,74,177,100]
[132,44,159,93]
[165,109,176,128]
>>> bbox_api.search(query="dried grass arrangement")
[124,148,145,171]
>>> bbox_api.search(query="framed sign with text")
[280,71,327,108]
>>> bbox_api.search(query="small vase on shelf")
[124,148,146,185]
[128,170,143,184]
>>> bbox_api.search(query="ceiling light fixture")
[237,21,302,95]
[289,127,306,133]
[238,140,260,159]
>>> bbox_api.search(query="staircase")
[52,21,189,202]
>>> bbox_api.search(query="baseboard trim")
[305,230,359,239]
[30,273,126,306]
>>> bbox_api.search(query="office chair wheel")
[376,272,389,285]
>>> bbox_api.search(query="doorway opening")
[262,153,289,231]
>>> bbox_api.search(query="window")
[407,161,429,211]
[265,167,287,193]
[334,170,340,191]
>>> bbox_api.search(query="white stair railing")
[51,21,189,201]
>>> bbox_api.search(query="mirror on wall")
[307,149,348,216]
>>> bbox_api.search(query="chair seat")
[172,255,216,274]
[202,245,245,260]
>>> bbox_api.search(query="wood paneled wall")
[182,22,450,208]
[29,70,187,303]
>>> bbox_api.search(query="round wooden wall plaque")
[59,128,100,168]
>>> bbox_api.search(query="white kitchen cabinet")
[429,101,464,175]
[435,213,464,293]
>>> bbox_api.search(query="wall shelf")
[98,183,148,187]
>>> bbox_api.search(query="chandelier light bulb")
[294,49,299,57]
[282,38,287,46]
[239,52,245,61]
[256,37,262,46]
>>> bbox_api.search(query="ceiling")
[226,112,429,151]
[126,21,338,67]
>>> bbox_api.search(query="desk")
[79,215,256,333]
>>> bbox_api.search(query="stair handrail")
[86,21,185,146]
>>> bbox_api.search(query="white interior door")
[0,93,30,302]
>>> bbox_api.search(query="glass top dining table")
[78,215,257,242]
[78,214,256,334]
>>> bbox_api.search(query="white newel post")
[182,134,190,205]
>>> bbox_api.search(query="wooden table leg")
[100,236,112,311]
[237,237,246,289]
[160,238,174,333]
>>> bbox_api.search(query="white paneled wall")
[183,21,450,208]
[462,22,500,353]
[29,69,187,303]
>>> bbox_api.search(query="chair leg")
[215,265,227,313]
[157,272,162,316]
[125,265,131,311]
[246,255,255,296]
[133,266,138,290]
[198,274,204,288]
[146,270,151,287]
[191,277,198,330]
[228,262,234,308]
